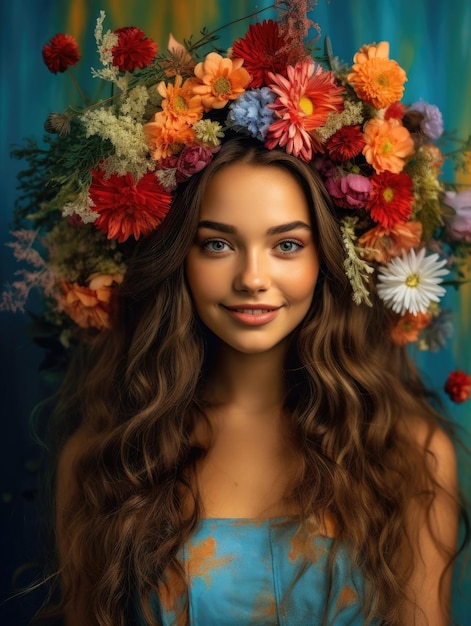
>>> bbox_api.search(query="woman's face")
[185,162,320,355]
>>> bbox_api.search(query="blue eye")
[276,240,303,254]
[203,239,230,253]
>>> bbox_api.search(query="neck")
[204,341,288,415]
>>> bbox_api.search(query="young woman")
[53,137,462,626]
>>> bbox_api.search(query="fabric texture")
[154,517,373,625]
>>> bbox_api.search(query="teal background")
[0,1,470,623]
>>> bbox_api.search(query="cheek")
[282,260,319,303]
[185,256,223,304]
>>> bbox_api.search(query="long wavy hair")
[41,137,467,625]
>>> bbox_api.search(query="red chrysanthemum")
[325,125,365,162]
[112,26,158,72]
[384,102,406,121]
[444,370,471,403]
[232,20,293,88]
[42,33,81,74]
[88,170,172,243]
[365,171,414,228]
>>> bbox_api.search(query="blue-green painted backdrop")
[1,1,470,623]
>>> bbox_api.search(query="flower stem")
[67,68,91,106]
[187,4,275,53]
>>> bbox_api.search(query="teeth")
[237,309,271,314]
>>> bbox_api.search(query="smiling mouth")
[223,305,281,314]
[230,308,276,315]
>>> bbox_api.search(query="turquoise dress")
[153,517,374,625]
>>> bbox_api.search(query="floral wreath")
[2,1,471,403]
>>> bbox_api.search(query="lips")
[222,304,282,326]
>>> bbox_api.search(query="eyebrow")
[197,220,311,235]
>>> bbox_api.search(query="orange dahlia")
[347,41,407,109]
[143,113,195,161]
[390,311,431,346]
[358,221,423,264]
[59,273,123,330]
[363,118,414,174]
[192,52,251,111]
[266,60,344,161]
[158,75,204,127]
[88,170,173,243]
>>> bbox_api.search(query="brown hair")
[42,137,467,625]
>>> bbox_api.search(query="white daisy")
[377,248,449,316]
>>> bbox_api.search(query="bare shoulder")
[401,416,458,492]
[398,416,459,625]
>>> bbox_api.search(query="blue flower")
[226,87,276,141]
[419,308,454,351]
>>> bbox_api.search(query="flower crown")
[3,2,471,402]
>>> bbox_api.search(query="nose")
[233,249,271,294]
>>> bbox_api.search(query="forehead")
[199,162,312,227]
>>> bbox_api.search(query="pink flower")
[266,59,344,161]
[324,172,372,209]
[176,145,219,182]
[443,190,471,242]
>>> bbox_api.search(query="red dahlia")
[42,33,81,74]
[232,20,292,88]
[444,370,471,403]
[325,125,365,162]
[89,170,172,243]
[366,171,414,229]
[112,26,158,72]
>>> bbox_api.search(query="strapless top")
[150,517,375,625]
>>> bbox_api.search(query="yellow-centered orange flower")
[363,117,414,173]
[59,273,123,329]
[143,113,195,161]
[348,41,407,109]
[358,221,423,264]
[192,52,251,111]
[390,311,431,346]
[158,75,204,127]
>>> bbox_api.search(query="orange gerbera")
[358,221,423,264]
[390,311,431,346]
[59,273,123,329]
[347,41,407,109]
[363,118,414,174]
[192,52,251,111]
[158,75,204,127]
[143,112,195,161]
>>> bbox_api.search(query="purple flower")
[176,145,219,182]
[324,172,372,209]
[443,189,471,242]
[408,100,444,139]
